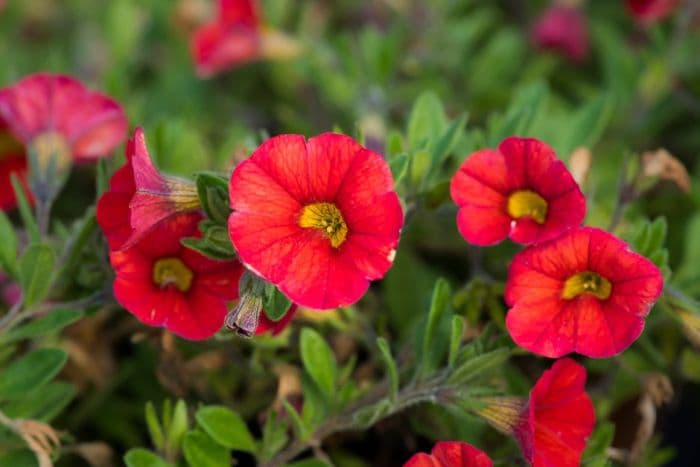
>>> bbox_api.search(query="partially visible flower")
[0,271,21,307]
[531,3,588,63]
[477,358,595,467]
[626,0,680,23]
[191,0,300,78]
[505,227,664,358]
[109,212,243,340]
[96,128,201,251]
[0,119,30,210]
[404,441,492,467]
[256,305,297,336]
[450,137,585,246]
[228,133,404,310]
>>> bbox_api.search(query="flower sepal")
[195,171,231,225]
[26,133,73,228]
[225,271,266,337]
[181,219,236,261]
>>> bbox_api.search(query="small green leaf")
[262,285,292,321]
[18,243,56,308]
[1,381,75,422]
[448,315,466,368]
[261,411,288,461]
[0,348,67,401]
[425,113,467,184]
[145,402,165,451]
[281,399,307,440]
[0,309,83,344]
[408,91,447,149]
[389,153,409,185]
[168,399,189,454]
[0,211,18,277]
[448,348,511,385]
[353,399,391,429]
[376,337,399,403]
[560,94,614,157]
[196,406,257,453]
[582,422,615,467]
[195,173,231,224]
[124,448,171,467]
[299,328,337,399]
[183,431,230,467]
[420,278,451,376]
[285,460,332,467]
[181,238,236,261]
[10,175,39,243]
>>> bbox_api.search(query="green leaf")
[0,211,18,277]
[18,243,56,308]
[195,172,231,225]
[0,381,75,422]
[353,399,391,429]
[582,422,615,467]
[420,278,451,377]
[299,328,337,399]
[10,175,39,243]
[124,448,171,467]
[560,94,614,157]
[261,411,288,461]
[262,285,292,321]
[425,113,468,184]
[285,460,332,467]
[145,402,165,451]
[0,348,67,401]
[96,158,110,198]
[281,399,307,440]
[183,430,230,467]
[448,315,466,368]
[488,82,548,146]
[168,399,189,454]
[181,237,236,261]
[196,406,257,453]
[389,153,409,185]
[408,91,447,149]
[448,348,511,385]
[0,309,83,344]
[376,337,399,403]
[0,449,38,467]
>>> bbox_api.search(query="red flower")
[255,305,297,336]
[96,128,201,251]
[110,212,243,340]
[190,0,300,77]
[228,133,404,310]
[505,227,664,358]
[0,73,127,162]
[626,0,680,23]
[404,441,492,467]
[450,137,585,246]
[531,4,588,63]
[0,119,30,210]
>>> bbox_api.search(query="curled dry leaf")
[568,146,592,187]
[16,419,61,467]
[641,148,691,193]
[272,364,302,411]
[66,442,114,467]
[627,373,673,464]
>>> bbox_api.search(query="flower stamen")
[507,190,548,224]
[562,271,612,300]
[299,202,348,248]
[152,257,193,292]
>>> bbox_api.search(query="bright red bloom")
[110,212,243,340]
[505,227,664,358]
[228,133,404,310]
[626,0,680,23]
[531,4,588,63]
[96,128,201,251]
[0,73,127,162]
[450,137,585,246]
[404,441,492,467]
[0,119,30,211]
[255,305,297,336]
[478,359,594,467]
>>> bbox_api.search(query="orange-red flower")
[626,0,680,23]
[0,73,126,210]
[505,227,664,358]
[450,137,585,246]
[109,212,243,340]
[531,4,588,63]
[96,128,201,251]
[228,133,404,310]
[478,359,594,467]
[404,441,492,467]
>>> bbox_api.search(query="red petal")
[307,133,366,201]
[404,441,493,467]
[0,154,30,211]
[403,453,441,467]
[219,0,259,26]
[499,137,557,191]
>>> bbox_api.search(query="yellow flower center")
[152,257,193,292]
[507,190,548,224]
[299,202,348,248]
[30,132,72,173]
[561,271,612,300]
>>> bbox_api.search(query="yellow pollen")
[562,271,612,300]
[152,257,193,292]
[30,132,72,173]
[507,190,548,224]
[299,202,348,248]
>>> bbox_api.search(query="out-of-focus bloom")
[626,0,680,23]
[0,271,21,307]
[450,137,585,246]
[191,0,300,78]
[478,358,594,467]
[404,441,492,467]
[505,227,664,358]
[255,304,297,336]
[96,128,200,251]
[0,74,126,210]
[531,4,588,63]
[228,133,403,310]
[109,212,243,340]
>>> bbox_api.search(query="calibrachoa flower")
[626,0,680,23]
[228,133,404,310]
[404,441,492,467]
[505,227,664,358]
[0,119,29,210]
[96,128,201,251]
[191,0,300,78]
[450,137,585,246]
[531,3,588,63]
[477,358,594,467]
[108,212,243,340]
